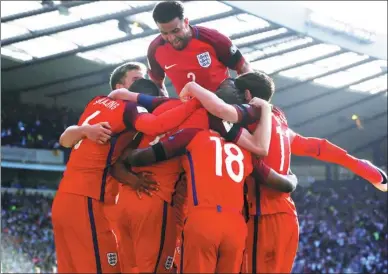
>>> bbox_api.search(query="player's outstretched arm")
[289,129,387,192]
[180,81,241,123]
[131,99,201,136]
[59,122,112,148]
[251,158,297,193]
[125,128,202,167]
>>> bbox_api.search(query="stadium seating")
[1,100,79,149]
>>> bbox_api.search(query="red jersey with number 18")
[182,130,253,214]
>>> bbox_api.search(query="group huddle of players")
[51,1,387,274]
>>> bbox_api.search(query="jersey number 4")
[74,111,101,149]
[210,136,245,184]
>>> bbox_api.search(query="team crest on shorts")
[197,51,212,68]
[164,256,174,270]
[107,252,118,266]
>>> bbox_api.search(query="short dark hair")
[215,79,245,105]
[235,71,275,101]
[109,62,146,90]
[152,1,184,23]
[129,79,160,96]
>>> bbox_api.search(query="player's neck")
[188,26,194,40]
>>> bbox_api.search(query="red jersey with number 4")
[59,96,152,204]
[246,107,297,216]
[148,26,244,94]
[182,130,253,214]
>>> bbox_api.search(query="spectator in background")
[1,99,79,149]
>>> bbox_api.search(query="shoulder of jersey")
[149,34,166,50]
[84,95,107,109]
[193,25,219,35]
[273,106,288,125]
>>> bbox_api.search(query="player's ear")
[245,89,252,101]
[184,17,189,27]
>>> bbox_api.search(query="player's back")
[59,96,137,204]
[247,107,296,216]
[182,130,253,214]
[132,99,184,203]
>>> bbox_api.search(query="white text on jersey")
[93,97,120,110]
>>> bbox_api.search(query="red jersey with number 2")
[148,26,244,94]
[246,107,297,216]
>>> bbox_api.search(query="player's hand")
[134,172,160,199]
[84,122,112,145]
[180,82,195,102]
[248,97,271,109]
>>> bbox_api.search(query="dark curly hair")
[215,79,245,105]
[235,71,275,102]
[152,1,185,23]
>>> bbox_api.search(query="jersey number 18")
[210,136,245,183]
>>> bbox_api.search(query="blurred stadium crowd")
[1,99,78,149]
[2,178,387,273]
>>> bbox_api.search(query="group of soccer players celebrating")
[51,1,387,273]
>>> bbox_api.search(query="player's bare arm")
[180,81,241,123]
[123,128,202,167]
[251,158,297,193]
[236,58,253,75]
[110,145,160,197]
[246,99,272,157]
[109,88,167,110]
[226,99,272,157]
[59,122,112,148]
[289,129,387,192]
[108,88,138,101]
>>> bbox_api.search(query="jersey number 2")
[210,136,245,183]
[74,111,101,149]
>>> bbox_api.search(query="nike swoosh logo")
[165,64,177,70]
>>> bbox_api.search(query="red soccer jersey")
[132,99,184,204]
[59,96,148,204]
[182,130,253,214]
[59,96,199,204]
[244,107,297,216]
[132,106,224,203]
[148,26,244,94]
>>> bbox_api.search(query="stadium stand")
[1,98,78,149]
